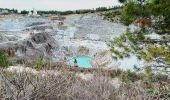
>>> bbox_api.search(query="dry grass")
[1,58,170,100]
[0,67,170,100]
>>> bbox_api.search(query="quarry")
[0,13,142,70]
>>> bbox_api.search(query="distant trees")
[0,6,122,15]
[96,7,108,12]
[119,0,145,4]
[36,6,122,15]
[0,8,18,14]
[20,10,29,14]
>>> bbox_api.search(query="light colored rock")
[76,73,93,81]
[110,78,121,89]
[86,34,100,40]
[92,50,113,67]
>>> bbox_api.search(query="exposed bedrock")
[24,26,53,31]
[0,33,9,42]
[25,22,46,27]
[31,32,48,44]
[0,32,58,60]
[92,51,113,67]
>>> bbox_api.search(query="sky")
[0,0,121,11]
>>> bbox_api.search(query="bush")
[34,57,44,70]
[0,52,10,68]
[120,70,137,83]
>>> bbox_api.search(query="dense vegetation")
[109,0,170,72]
[106,0,170,99]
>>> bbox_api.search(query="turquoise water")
[75,56,92,68]
[68,56,92,68]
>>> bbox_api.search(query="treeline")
[21,6,122,15]
[1,6,122,15]
[0,8,18,13]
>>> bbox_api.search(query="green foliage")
[144,66,152,74]
[120,70,137,83]
[118,0,126,3]
[34,57,44,71]
[120,0,170,30]
[149,0,170,31]
[100,10,121,22]
[120,0,150,25]
[144,66,168,82]
[21,10,29,14]
[96,7,108,12]
[141,45,170,66]
[152,73,168,82]
[147,88,158,96]
[109,28,170,72]
[145,82,170,99]
[120,0,151,25]
[0,52,10,68]
[109,29,145,60]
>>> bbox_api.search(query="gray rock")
[25,22,46,27]
[0,34,8,42]
[31,32,48,44]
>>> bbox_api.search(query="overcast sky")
[0,0,121,11]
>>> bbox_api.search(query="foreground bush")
[0,70,115,100]
[0,68,170,100]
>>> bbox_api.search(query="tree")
[20,10,29,14]
[149,0,170,32]
[109,30,170,73]
[120,0,150,25]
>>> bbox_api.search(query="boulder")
[31,32,48,44]
[92,50,113,67]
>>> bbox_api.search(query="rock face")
[0,16,58,61]
[86,34,100,41]
[77,46,89,55]
[0,32,58,60]
[0,42,17,57]
[24,32,58,59]
[31,32,48,44]
[26,22,46,27]
[30,26,53,31]
[92,51,113,67]
[65,14,127,41]
[0,33,8,42]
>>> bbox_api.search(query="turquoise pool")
[68,56,92,68]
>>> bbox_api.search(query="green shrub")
[0,52,10,68]
[34,57,44,71]
[120,70,137,83]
